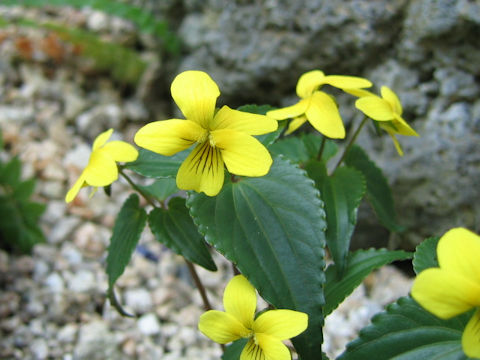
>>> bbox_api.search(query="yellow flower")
[411,228,480,358]
[266,70,372,138]
[134,71,277,196]
[65,129,138,203]
[198,275,308,360]
[349,86,419,156]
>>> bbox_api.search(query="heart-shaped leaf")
[187,157,326,359]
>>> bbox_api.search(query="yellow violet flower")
[349,86,419,156]
[267,70,372,138]
[198,275,308,360]
[134,71,277,197]
[411,228,480,358]
[65,129,138,203]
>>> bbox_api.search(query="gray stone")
[434,67,478,100]
[44,272,65,294]
[73,321,119,360]
[137,313,161,335]
[30,338,48,360]
[75,104,124,139]
[57,324,78,343]
[124,288,153,314]
[67,270,96,293]
[48,217,81,244]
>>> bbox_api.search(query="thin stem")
[333,116,369,172]
[186,260,212,311]
[119,168,157,207]
[317,136,326,161]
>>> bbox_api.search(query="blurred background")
[0,0,478,359]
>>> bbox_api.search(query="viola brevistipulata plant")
[66,70,478,359]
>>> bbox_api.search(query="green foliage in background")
[0,132,46,253]
[1,0,181,85]
[1,0,179,53]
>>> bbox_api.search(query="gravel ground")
[0,6,413,359]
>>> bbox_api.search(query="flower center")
[197,130,216,147]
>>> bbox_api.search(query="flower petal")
[198,310,249,344]
[437,228,480,283]
[381,86,403,115]
[92,128,114,151]
[305,91,345,139]
[253,309,308,340]
[171,71,220,128]
[343,88,375,98]
[176,141,224,196]
[212,129,273,177]
[223,275,257,330]
[84,149,118,187]
[65,173,86,203]
[240,335,291,360]
[212,106,278,135]
[462,309,480,358]
[296,70,326,98]
[134,119,206,156]
[285,116,307,135]
[411,268,480,319]
[258,334,291,360]
[382,129,404,156]
[355,96,394,121]
[240,339,265,360]
[266,99,309,120]
[102,141,138,162]
[324,75,372,89]
[392,114,419,136]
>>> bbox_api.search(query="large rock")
[178,0,408,105]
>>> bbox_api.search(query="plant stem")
[317,136,326,161]
[119,168,156,207]
[185,260,212,311]
[333,116,368,172]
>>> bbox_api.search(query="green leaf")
[222,338,248,360]
[324,248,412,316]
[269,134,338,164]
[304,159,328,188]
[0,196,46,253]
[322,167,365,276]
[413,237,440,275]
[0,156,21,186]
[148,197,216,271]
[137,178,179,201]
[13,178,36,200]
[106,194,147,314]
[337,296,474,360]
[187,156,326,359]
[236,104,284,147]
[345,145,404,232]
[125,148,189,179]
